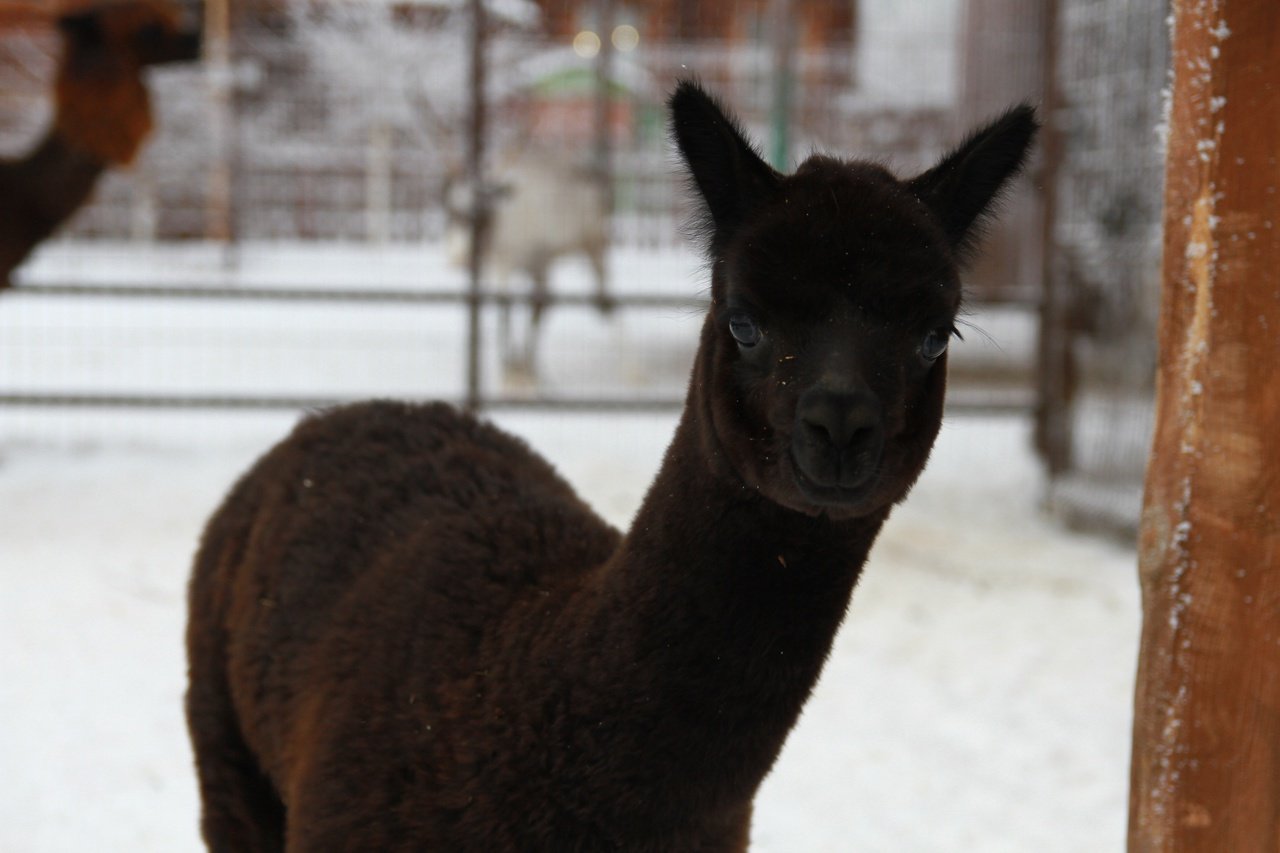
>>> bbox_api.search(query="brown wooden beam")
[1129,0,1280,849]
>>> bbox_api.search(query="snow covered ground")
[0,243,1139,851]
[0,412,1139,852]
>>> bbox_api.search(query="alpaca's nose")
[793,387,884,491]
[798,389,879,450]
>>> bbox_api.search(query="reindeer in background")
[0,0,201,290]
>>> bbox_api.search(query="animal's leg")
[521,263,550,380]
[186,641,285,852]
[495,269,515,372]
[589,244,615,315]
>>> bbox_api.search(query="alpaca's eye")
[729,313,762,348]
[920,329,950,361]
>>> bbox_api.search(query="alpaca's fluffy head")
[671,80,1037,519]
[54,1,201,164]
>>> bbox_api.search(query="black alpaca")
[186,82,1036,851]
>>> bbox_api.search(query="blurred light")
[612,24,640,52]
[573,30,601,58]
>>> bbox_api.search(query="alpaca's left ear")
[909,104,1038,257]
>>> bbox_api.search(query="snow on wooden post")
[1129,1,1280,849]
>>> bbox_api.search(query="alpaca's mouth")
[788,448,880,507]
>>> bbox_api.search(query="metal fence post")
[594,0,615,217]
[464,0,488,414]
[1033,0,1072,476]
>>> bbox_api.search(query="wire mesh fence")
[1037,0,1168,538]
[3,1,1071,463]
[3,1,961,247]
[1,0,1002,433]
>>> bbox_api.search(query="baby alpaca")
[186,82,1036,851]
[0,0,200,289]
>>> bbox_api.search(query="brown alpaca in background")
[0,0,200,290]
[186,81,1036,851]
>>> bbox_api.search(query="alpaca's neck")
[54,72,153,166]
[22,132,106,220]
[545,398,889,823]
[0,133,104,283]
[615,409,886,722]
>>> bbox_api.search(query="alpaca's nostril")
[844,425,876,452]
[799,417,832,446]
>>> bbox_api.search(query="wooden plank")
[1129,0,1280,849]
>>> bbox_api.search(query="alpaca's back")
[187,401,621,847]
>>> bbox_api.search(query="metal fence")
[3,0,1043,446]
[1036,0,1168,538]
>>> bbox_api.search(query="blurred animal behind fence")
[0,0,201,290]
[444,156,613,382]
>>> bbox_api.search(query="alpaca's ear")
[670,80,781,251]
[57,10,103,47]
[908,104,1038,258]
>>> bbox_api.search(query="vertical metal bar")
[365,123,392,244]
[593,0,615,216]
[1032,0,1071,475]
[203,0,234,248]
[464,0,487,414]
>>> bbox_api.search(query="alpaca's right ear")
[670,80,781,251]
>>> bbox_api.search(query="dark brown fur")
[0,0,199,289]
[186,82,1036,852]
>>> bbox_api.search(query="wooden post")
[1129,1,1280,849]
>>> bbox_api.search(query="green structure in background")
[770,70,793,171]
[767,0,796,172]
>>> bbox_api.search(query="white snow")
[0,242,1140,851]
[855,0,961,108]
